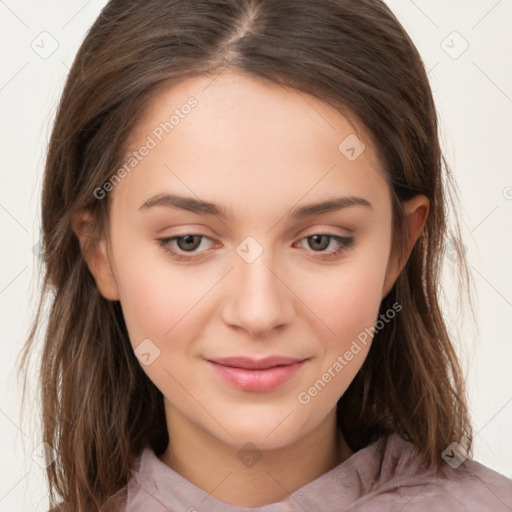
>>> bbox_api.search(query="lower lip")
[206,360,306,391]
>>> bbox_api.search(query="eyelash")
[156,233,355,261]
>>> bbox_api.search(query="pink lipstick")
[205,356,308,391]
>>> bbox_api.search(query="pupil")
[310,235,328,250]
[179,235,199,251]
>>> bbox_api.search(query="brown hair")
[17,0,474,510]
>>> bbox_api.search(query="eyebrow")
[138,193,372,218]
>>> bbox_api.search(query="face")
[83,70,412,451]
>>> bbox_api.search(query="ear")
[381,194,429,299]
[70,210,120,301]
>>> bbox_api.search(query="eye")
[156,232,355,262]
[157,234,215,261]
[294,233,354,259]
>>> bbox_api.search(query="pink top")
[104,433,512,511]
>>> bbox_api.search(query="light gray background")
[0,1,511,510]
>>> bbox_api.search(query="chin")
[204,410,312,450]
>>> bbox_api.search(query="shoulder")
[391,459,512,511]
[46,466,132,512]
[354,434,512,511]
[47,487,129,512]
[430,459,508,504]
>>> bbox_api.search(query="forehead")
[112,70,389,217]
[129,69,377,158]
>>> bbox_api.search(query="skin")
[72,69,429,507]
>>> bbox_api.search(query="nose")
[221,245,296,337]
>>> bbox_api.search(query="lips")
[207,356,306,370]
[205,356,308,391]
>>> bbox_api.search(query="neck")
[158,403,354,507]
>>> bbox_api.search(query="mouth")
[205,356,309,391]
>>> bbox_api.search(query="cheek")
[301,253,389,343]
[292,256,389,411]
[113,249,211,348]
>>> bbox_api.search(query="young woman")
[18,0,512,510]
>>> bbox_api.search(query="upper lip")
[206,356,307,370]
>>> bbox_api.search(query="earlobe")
[70,210,120,301]
[381,194,429,298]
